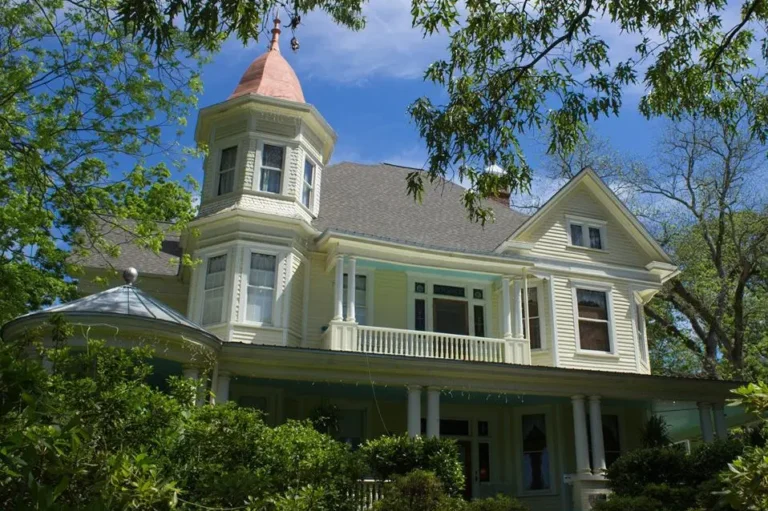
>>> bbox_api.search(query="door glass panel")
[433,298,469,335]
[473,305,486,337]
[415,299,426,331]
[479,442,490,482]
[434,284,466,297]
[522,414,550,491]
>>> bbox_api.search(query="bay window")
[260,144,284,194]
[202,255,227,325]
[576,288,612,352]
[302,159,315,207]
[247,253,276,324]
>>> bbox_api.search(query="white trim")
[522,279,546,351]
[196,249,232,327]
[547,277,560,367]
[512,404,558,497]
[570,280,618,356]
[629,288,649,372]
[302,257,310,344]
[565,214,608,226]
[301,154,318,212]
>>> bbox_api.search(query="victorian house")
[2,20,740,511]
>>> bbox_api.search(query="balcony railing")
[323,322,530,365]
[350,479,386,510]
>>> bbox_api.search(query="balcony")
[322,322,531,365]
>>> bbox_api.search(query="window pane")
[218,169,234,195]
[589,227,603,249]
[527,287,539,317]
[249,254,276,287]
[440,419,470,436]
[356,307,367,326]
[479,442,490,482]
[205,255,227,289]
[579,320,610,351]
[473,305,485,337]
[220,146,237,170]
[302,184,312,207]
[478,420,489,436]
[262,144,284,169]
[304,159,314,184]
[570,223,584,246]
[247,287,273,323]
[577,289,608,320]
[202,289,223,325]
[603,415,621,467]
[336,409,365,449]
[529,317,541,349]
[415,299,426,331]
[260,167,282,193]
[415,282,426,293]
[342,274,367,323]
[433,284,465,297]
[522,414,550,491]
[203,255,227,325]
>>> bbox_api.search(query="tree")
[0,0,205,323]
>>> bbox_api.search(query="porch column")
[333,255,345,320]
[346,257,357,322]
[427,387,440,438]
[183,365,204,406]
[407,385,422,438]
[216,371,231,404]
[512,280,523,337]
[698,402,714,443]
[572,395,591,475]
[502,277,513,339]
[713,402,728,440]
[589,396,606,474]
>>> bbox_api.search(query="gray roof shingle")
[314,162,528,253]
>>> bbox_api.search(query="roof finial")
[269,17,281,52]
[123,267,138,285]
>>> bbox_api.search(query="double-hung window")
[567,217,606,250]
[302,159,315,207]
[217,146,237,196]
[260,144,284,194]
[202,255,227,325]
[523,287,542,349]
[521,414,550,491]
[576,288,612,352]
[343,274,367,324]
[247,253,276,324]
[635,301,648,362]
[588,414,622,468]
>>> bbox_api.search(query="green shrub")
[592,495,664,511]
[465,494,528,511]
[604,447,689,496]
[360,434,465,496]
[372,470,463,511]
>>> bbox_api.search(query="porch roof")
[219,344,742,403]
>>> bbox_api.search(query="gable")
[504,171,672,268]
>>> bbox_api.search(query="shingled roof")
[314,162,528,253]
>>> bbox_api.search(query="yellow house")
[2,20,740,511]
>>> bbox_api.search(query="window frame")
[630,289,649,366]
[257,141,286,195]
[522,281,545,350]
[198,251,231,327]
[566,215,608,251]
[245,252,278,326]
[570,279,617,357]
[215,145,239,196]
[301,157,316,210]
[407,274,491,337]
[240,245,286,328]
[513,405,558,497]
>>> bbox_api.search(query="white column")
[512,280,523,337]
[216,372,231,404]
[333,255,345,320]
[589,396,606,474]
[502,277,512,339]
[572,395,591,475]
[713,403,728,440]
[346,257,357,322]
[183,365,204,406]
[407,385,422,438]
[427,387,440,438]
[698,402,714,443]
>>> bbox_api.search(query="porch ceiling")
[220,344,742,403]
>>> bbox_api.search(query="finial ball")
[123,267,139,285]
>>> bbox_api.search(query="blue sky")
[176,1,724,203]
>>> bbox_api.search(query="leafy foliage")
[464,494,529,511]
[720,382,768,510]
[359,434,465,497]
[372,470,463,511]
[0,328,362,510]
[639,416,672,448]
[0,0,204,323]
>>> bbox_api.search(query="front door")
[433,298,469,335]
[456,440,473,500]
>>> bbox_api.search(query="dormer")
[193,19,336,225]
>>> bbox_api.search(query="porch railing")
[323,322,530,365]
[351,479,386,510]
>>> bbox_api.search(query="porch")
[315,253,540,366]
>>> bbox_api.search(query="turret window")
[217,146,237,196]
[247,253,277,324]
[202,255,227,325]
[302,159,315,207]
[260,144,284,194]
